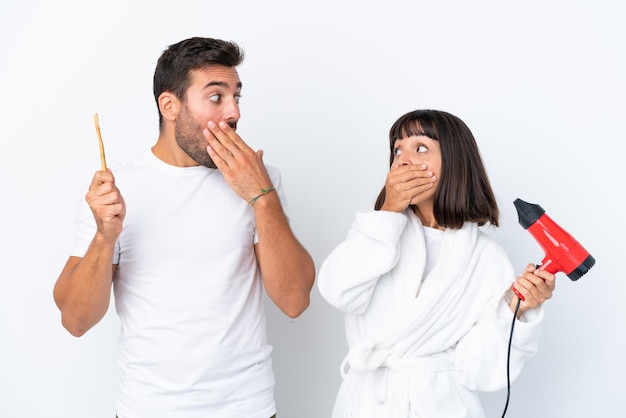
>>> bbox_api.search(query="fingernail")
[219,121,227,128]
[208,121,216,128]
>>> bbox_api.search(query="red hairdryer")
[512,198,595,300]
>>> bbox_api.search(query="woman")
[317,109,555,417]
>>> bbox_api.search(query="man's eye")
[417,145,428,152]
[209,94,220,103]
[235,94,242,104]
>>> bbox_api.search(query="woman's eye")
[209,94,220,103]
[417,145,428,152]
[393,148,401,156]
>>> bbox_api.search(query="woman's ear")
[158,92,180,123]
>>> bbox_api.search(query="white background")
[1,1,624,417]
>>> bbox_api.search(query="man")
[53,37,315,418]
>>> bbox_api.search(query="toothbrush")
[93,113,107,171]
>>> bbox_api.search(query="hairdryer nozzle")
[513,198,545,229]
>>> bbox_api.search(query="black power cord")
[501,296,522,418]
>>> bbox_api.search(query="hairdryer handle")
[512,286,525,301]
[511,264,543,302]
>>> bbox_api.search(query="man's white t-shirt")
[71,149,282,418]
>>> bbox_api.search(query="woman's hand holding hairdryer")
[510,264,556,318]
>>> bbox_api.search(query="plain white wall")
[1,0,624,417]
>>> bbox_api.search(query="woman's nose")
[395,153,411,166]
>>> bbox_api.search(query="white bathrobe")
[318,210,543,418]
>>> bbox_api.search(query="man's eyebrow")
[205,81,243,89]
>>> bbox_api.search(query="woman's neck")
[412,205,444,230]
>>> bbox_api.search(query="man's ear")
[158,92,180,122]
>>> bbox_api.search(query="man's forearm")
[252,193,315,318]
[53,233,116,336]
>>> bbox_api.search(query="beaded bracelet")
[249,186,275,206]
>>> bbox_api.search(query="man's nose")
[223,99,241,123]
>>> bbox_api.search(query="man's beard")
[175,106,217,168]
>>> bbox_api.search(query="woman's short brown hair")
[374,109,499,229]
